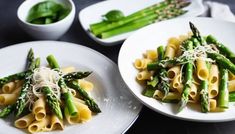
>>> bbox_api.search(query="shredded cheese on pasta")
[26,67,62,111]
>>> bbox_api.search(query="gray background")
[0,0,235,134]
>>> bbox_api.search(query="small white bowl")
[17,0,75,40]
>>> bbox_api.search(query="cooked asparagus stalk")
[0,105,15,118]
[66,80,101,113]
[206,35,235,63]
[27,48,34,69]
[207,52,235,74]
[46,55,78,116]
[15,58,40,117]
[189,22,206,45]
[178,40,194,112]
[200,80,209,112]
[0,71,27,88]
[229,92,235,102]
[43,86,63,119]
[63,71,92,81]
[218,67,229,108]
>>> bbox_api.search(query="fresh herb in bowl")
[27,1,70,24]
[89,0,191,39]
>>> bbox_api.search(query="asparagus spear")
[178,40,194,112]
[90,0,171,30]
[218,67,229,108]
[207,52,235,74]
[100,8,187,39]
[199,80,209,112]
[43,86,63,119]
[229,92,235,102]
[27,48,34,69]
[189,22,206,45]
[15,58,40,117]
[63,71,92,81]
[206,35,235,63]
[0,105,15,118]
[91,0,190,36]
[46,55,78,116]
[66,80,101,113]
[0,71,27,88]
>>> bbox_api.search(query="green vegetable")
[178,40,194,112]
[229,92,235,102]
[46,55,78,116]
[90,0,190,38]
[15,58,40,117]
[103,10,125,22]
[0,105,15,118]
[200,80,209,112]
[66,80,101,113]
[218,67,229,109]
[27,1,70,24]
[206,35,235,63]
[43,86,63,119]
[63,71,92,82]
[207,52,235,74]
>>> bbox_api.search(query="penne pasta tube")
[61,66,76,74]
[33,97,46,121]
[167,37,180,51]
[65,101,92,124]
[78,79,94,92]
[145,50,157,60]
[2,82,16,93]
[196,58,209,81]
[153,90,180,100]
[134,58,152,70]
[168,66,180,80]
[0,93,18,105]
[209,99,217,112]
[209,82,219,98]
[136,70,152,80]
[228,80,235,92]
[50,114,64,130]
[28,116,50,133]
[189,84,198,101]
[15,113,35,129]
[209,64,219,84]
[164,45,176,59]
[172,74,183,93]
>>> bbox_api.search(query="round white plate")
[79,0,205,46]
[0,41,142,134]
[118,17,235,122]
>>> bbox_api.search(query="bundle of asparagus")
[136,22,235,113]
[89,0,191,39]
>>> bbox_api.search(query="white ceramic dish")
[79,0,205,46]
[118,17,235,122]
[0,41,142,134]
[17,0,75,40]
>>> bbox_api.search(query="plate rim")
[118,17,235,123]
[0,40,142,133]
[78,0,205,46]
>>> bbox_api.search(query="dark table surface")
[1,0,235,134]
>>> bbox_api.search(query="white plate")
[78,0,205,46]
[0,41,142,134]
[118,17,235,122]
